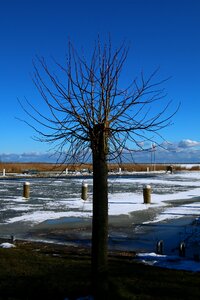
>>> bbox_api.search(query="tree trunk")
[91,125,109,299]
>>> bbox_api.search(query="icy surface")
[1,171,200,225]
[135,252,200,271]
[1,171,200,271]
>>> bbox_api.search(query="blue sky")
[0,0,200,163]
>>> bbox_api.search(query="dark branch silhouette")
[19,37,179,299]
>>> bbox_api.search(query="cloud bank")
[130,139,200,163]
[1,139,200,163]
[0,152,56,163]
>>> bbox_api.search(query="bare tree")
[20,38,178,299]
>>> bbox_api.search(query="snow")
[0,243,16,249]
[2,171,200,272]
[135,252,200,271]
[148,202,200,223]
[1,171,200,225]
[6,210,92,224]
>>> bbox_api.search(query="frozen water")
[0,171,200,255]
[1,171,200,265]
[1,171,200,226]
[135,252,200,271]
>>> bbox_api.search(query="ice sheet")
[1,171,200,225]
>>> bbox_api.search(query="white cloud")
[1,139,200,163]
[0,152,55,163]
[178,139,200,149]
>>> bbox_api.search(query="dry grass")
[0,162,91,173]
[0,239,200,299]
[0,162,200,173]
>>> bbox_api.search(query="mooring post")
[179,242,186,257]
[166,165,173,174]
[2,169,5,176]
[81,181,88,200]
[156,240,164,254]
[23,182,30,199]
[10,235,16,244]
[143,185,151,204]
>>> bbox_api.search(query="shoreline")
[1,195,199,256]
[3,213,196,259]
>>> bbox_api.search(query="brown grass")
[0,162,199,173]
[0,239,200,299]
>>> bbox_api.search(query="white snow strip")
[0,243,16,249]
[135,252,200,271]
[5,210,92,224]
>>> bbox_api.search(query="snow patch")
[135,252,200,271]
[0,242,16,249]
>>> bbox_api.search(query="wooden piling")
[81,181,88,200]
[179,242,186,257]
[23,182,30,198]
[156,240,164,254]
[143,185,151,204]
[10,235,16,244]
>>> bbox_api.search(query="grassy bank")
[0,240,200,299]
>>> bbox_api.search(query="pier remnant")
[143,185,151,204]
[23,182,30,199]
[166,165,173,174]
[81,181,88,200]
[156,240,164,254]
[179,242,186,257]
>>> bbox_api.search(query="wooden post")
[81,181,88,200]
[156,240,164,254]
[179,242,186,257]
[143,185,151,204]
[23,182,30,198]
[166,165,173,174]
[10,235,16,244]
